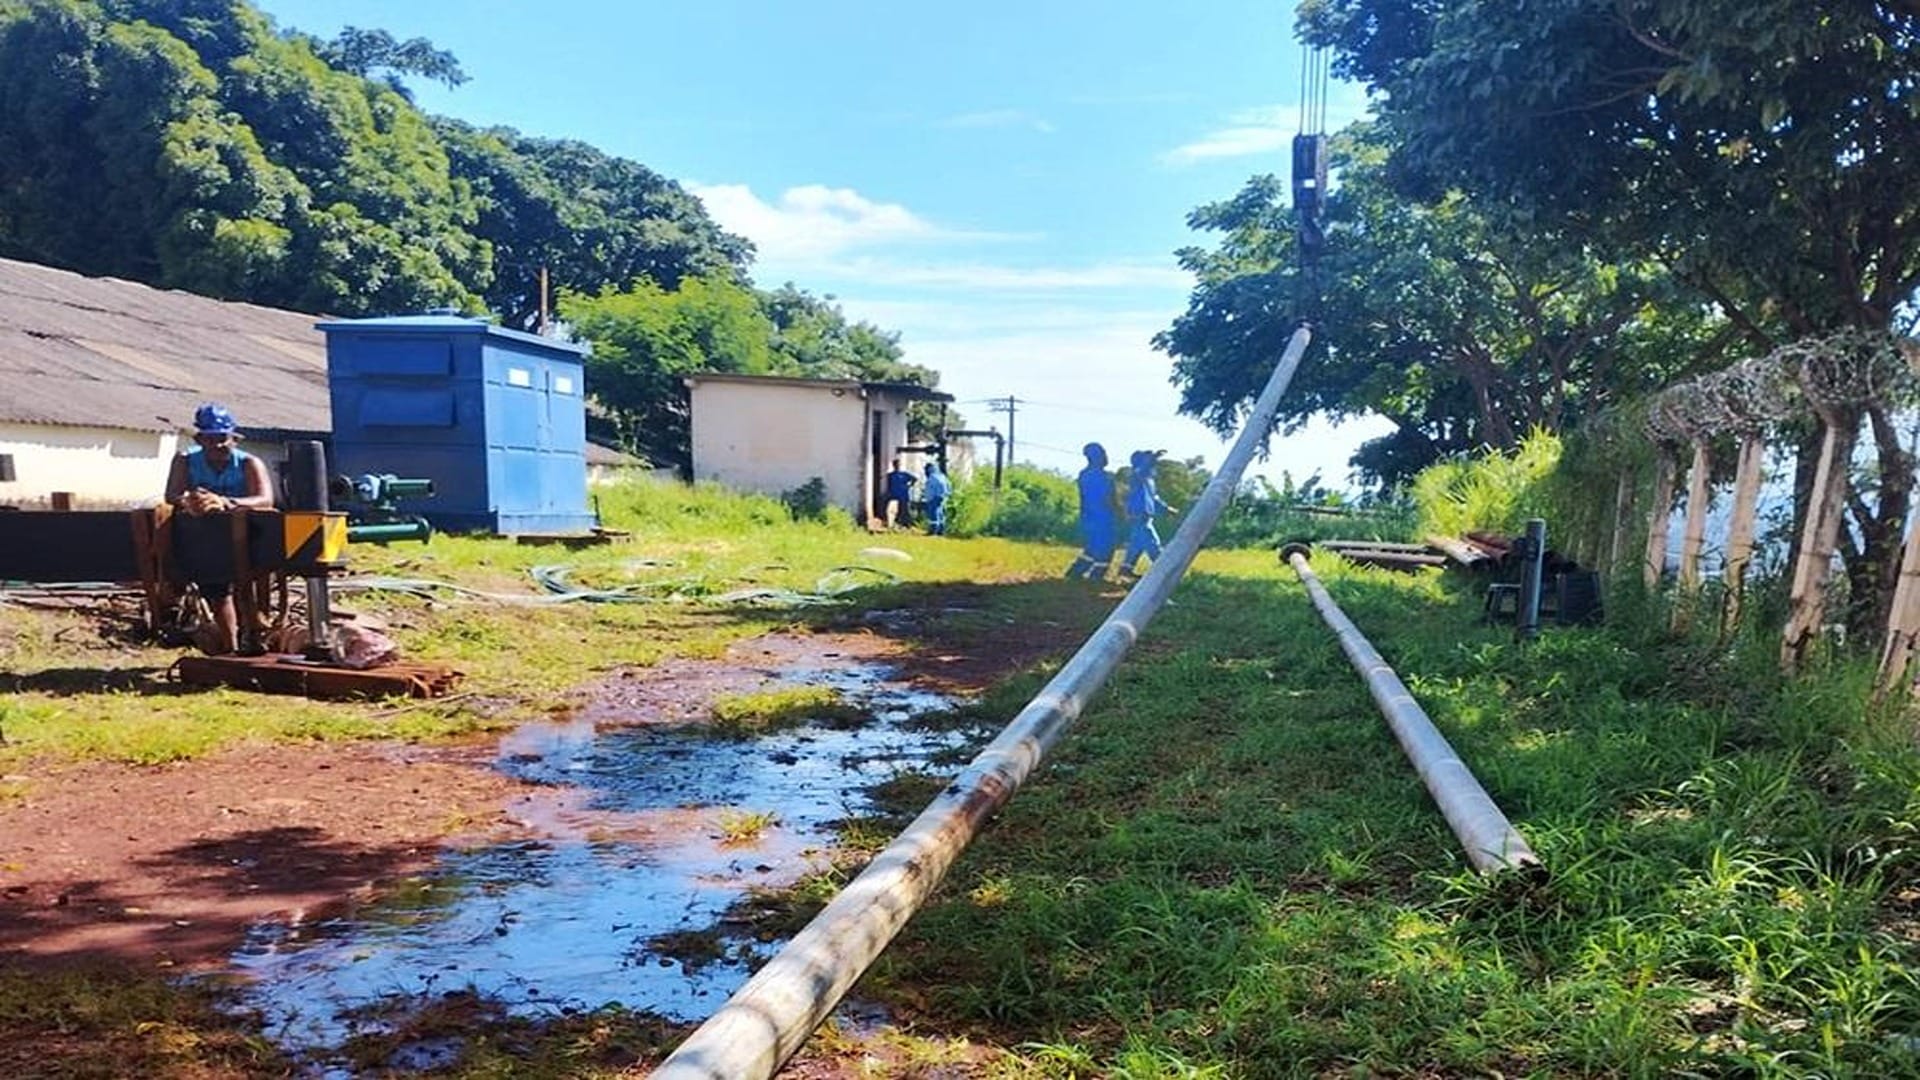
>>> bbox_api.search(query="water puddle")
[224,660,974,1064]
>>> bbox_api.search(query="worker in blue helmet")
[1065,442,1119,580]
[922,460,952,535]
[1118,449,1176,582]
[164,403,276,654]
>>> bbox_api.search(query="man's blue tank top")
[184,447,253,497]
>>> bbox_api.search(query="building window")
[0,454,14,482]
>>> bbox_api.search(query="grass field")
[865,552,1920,1076]
[3,476,1917,1076]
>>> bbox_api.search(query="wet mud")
[224,641,981,1064]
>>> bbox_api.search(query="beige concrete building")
[685,373,953,523]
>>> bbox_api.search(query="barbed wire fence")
[1575,327,1920,679]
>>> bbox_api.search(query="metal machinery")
[0,442,458,699]
[329,473,436,545]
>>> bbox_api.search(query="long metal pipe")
[652,325,1315,1079]
[1282,546,1539,874]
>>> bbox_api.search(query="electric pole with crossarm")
[989,395,1018,464]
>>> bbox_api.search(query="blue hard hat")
[193,402,238,436]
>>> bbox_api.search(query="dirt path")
[0,598,1100,1075]
[0,631,924,971]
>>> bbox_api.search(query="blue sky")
[256,0,1385,485]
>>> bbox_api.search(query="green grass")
[705,685,864,736]
[0,475,1064,769]
[0,969,288,1078]
[1411,429,1562,538]
[714,807,780,844]
[860,551,1920,1077]
[9,475,1920,1077]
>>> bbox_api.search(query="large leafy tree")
[314,26,467,98]
[1159,127,1709,485]
[0,0,752,325]
[1300,0,1920,629]
[437,121,753,332]
[0,0,487,312]
[759,284,954,436]
[0,0,304,295]
[561,273,778,470]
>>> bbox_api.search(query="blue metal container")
[319,315,595,535]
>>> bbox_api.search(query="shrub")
[780,477,831,521]
[1410,429,1561,538]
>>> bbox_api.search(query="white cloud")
[831,257,1188,292]
[1161,104,1301,166]
[1161,86,1373,166]
[941,109,1055,133]
[689,183,942,262]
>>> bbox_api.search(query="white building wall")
[0,422,299,510]
[0,423,178,509]
[689,382,869,514]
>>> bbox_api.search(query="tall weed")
[1411,430,1562,539]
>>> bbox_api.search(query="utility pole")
[990,396,1018,465]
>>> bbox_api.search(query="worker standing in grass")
[882,458,916,528]
[1065,442,1119,580]
[1118,449,1175,582]
[922,461,951,535]
[164,403,275,654]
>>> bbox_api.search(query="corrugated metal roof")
[0,258,330,434]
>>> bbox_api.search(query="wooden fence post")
[1781,412,1857,672]
[1672,440,1713,631]
[1877,517,1920,694]
[1643,451,1678,590]
[1720,433,1765,633]
[1607,468,1637,576]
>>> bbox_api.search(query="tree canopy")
[1285,0,1920,628]
[0,0,750,320]
[1158,125,1719,485]
[0,0,953,476]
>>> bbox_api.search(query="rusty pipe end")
[1278,541,1314,564]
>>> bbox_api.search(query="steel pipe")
[652,325,1315,1079]
[1515,518,1546,641]
[1281,545,1539,874]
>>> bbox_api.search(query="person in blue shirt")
[1118,449,1175,580]
[1065,442,1119,579]
[882,458,916,528]
[164,403,275,654]
[922,461,952,535]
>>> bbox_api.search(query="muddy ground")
[0,588,1094,1075]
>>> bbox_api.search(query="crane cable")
[1294,40,1331,316]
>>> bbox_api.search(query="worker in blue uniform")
[1118,449,1175,581]
[921,461,952,535]
[882,458,917,528]
[164,403,275,654]
[1065,442,1119,580]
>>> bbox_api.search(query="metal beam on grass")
[1281,545,1539,875]
[651,325,1315,1080]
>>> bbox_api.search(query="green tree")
[315,26,468,97]
[1158,126,1710,485]
[0,0,487,313]
[1300,0,1920,632]
[561,272,777,470]
[758,283,956,437]
[436,121,754,332]
[0,0,301,291]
